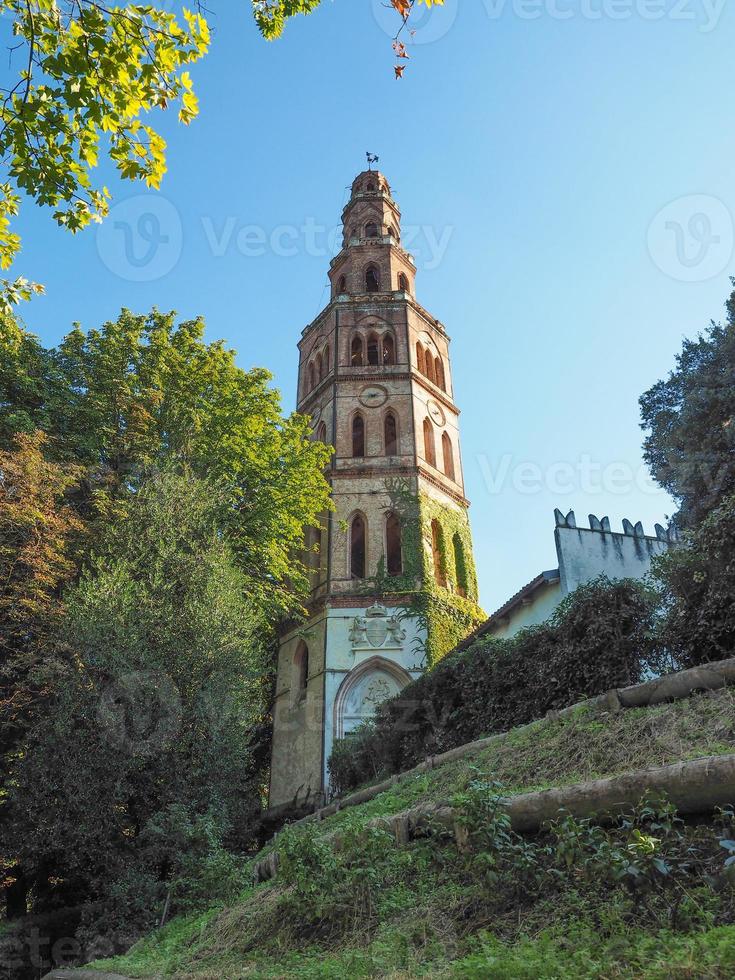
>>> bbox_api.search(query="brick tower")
[269,169,482,808]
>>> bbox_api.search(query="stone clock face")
[427,400,445,426]
[359,385,388,408]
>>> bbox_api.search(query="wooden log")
[504,753,735,832]
[618,659,735,708]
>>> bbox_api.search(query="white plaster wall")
[489,580,562,639]
[556,527,670,597]
[321,605,425,793]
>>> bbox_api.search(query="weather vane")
[366,152,379,171]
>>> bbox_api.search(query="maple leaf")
[392,41,410,59]
[394,65,406,78]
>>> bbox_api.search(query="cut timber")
[393,754,735,837]
[255,754,735,884]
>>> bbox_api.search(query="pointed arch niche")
[333,656,413,739]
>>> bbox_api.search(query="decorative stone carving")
[349,603,406,650]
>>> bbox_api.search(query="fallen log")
[253,753,735,884]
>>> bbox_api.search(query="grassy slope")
[98,690,735,979]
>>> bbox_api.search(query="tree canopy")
[639,282,735,529]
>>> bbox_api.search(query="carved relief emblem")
[349,602,406,650]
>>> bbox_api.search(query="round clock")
[427,400,445,426]
[359,385,388,408]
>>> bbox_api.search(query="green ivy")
[348,480,485,666]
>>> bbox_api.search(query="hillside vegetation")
[98,689,735,979]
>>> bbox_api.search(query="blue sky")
[13,0,735,612]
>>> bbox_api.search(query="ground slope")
[98,690,735,979]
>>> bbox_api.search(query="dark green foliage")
[640,282,735,529]
[653,492,735,667]
[3,470,261,940]
[329,577,661,793]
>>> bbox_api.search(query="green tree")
[652,492,735,668]
[3,469,263,931]
[2,310,332,617]
[640,283,735,529]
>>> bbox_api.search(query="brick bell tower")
[269,168,481,808]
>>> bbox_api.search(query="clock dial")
[427,400,445,426]
[359,385,388,408]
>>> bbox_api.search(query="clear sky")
[13,0,735,612]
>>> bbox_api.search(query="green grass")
[96,690,735,978]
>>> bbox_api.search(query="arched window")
[314,421,327,443]
[398,272,408,292]
[384,411,398,456]
[365,222,379,238]
[322,345,330,377]
[416,342,425,375]
[315,353,322,382]
[308,362,316,391]
[366,182,375,192]
[423,417,436,468]
[365,266,380,293]
[338,275,346,294]
[442,432,455,481]
[385,513,402,576]
[391,226,400,243]
[293,641,309,703]
[453,532,468,597]
[424,353,435,385]
[352,413,365,457]
[350,514,366,579]
[435,356,446,391]
[351,335,364,367]
[382,333,395,365]
[431,519,447,588]
[367,332,380,367]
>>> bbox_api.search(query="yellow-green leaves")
[0,1,210,309]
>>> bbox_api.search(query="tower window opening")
[385,512,402,576]
[367,182,375,192]
[453,532,468,597]
[365,222,379,238]
[435,356,446,391]
[423,417,436,468]
[314,421,327,443]
[367,332,380,366]
[398,272,409,292]
[442,432,455,481]
[382,332,395,365]
[416,342,425,375]
[350,514,366,579]
[431,519,447,588]
[352,413,365,457]
[308,362,316,391]
[338,275,347,294]
[425,353,436,385]
[294,641,309,702]
[384,411,398,456]
[315,353,322,382]
[322,345,330,377]
[365,266,380,292]
[351,335,364,366]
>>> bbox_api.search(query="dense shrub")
[329,577,662,794]
[653,492,735,668]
